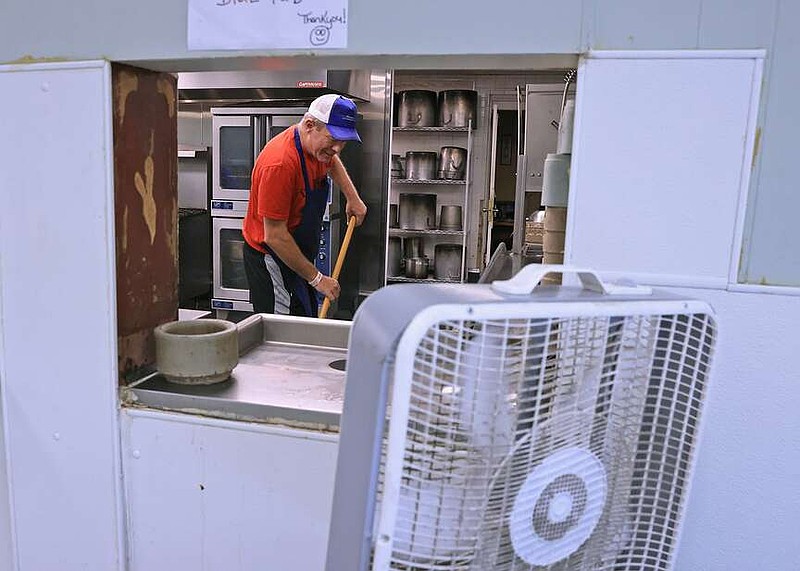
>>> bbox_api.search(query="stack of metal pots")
[389,88,478,283]
[394,89,478,129]
[393,88,477,182]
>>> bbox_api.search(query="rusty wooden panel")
[113,63,178,382]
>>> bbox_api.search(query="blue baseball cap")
[307,94,361,143]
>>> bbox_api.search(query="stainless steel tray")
[122,314,350,431]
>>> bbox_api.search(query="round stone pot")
[154,319,238,385]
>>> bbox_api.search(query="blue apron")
[264,127,329,317]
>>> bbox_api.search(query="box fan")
[326,266,716,571]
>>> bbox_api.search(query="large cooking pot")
[387,237,402,276]
[434,244,463,281]
[439,205,463,231]
[396,90,437,128]
[405,151,438,180]
[405,257,430,279]
[438,90,478,128]
[438,146,468,180]
[399,193,436,230]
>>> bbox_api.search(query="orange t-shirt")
[242,126,330,253]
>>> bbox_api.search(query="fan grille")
[379,311,714,571]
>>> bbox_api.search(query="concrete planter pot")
[154,319,238,385]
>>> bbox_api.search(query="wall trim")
[100,60,128,571]
[728,56,766,284]
[727,283,800,297]
[122,407,339,443]
[594,271,800,297]
[0,59,107,73]
[595,271,729,291]
[586,49,767,60]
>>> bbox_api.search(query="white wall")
[0,1,586,62]
[737,0,800,285]
[0,388,12,571]
[669,287,800,570]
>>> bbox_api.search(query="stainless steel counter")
[122,314,350,431]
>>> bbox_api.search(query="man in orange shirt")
[242,94,367,316]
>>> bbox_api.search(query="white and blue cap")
[307,94,361,143]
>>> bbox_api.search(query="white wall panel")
[348,0,584,54]
[0,62,124,571]
[665,286,800,571]
[566,52,761,288]
[0,386,12,571]
[738,0,800,285]
[0,0,585,63]
[698,0,779,49]
[593,0,703,48]
[122,410,338,571]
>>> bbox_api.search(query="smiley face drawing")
[309,25,330,46]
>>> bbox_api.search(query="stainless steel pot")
[387,237,402,276]
[438,90,478,128]
[405,257,429,279]
[405,151,438,180]
[399,193,436,230]
[438,146,468,180]
[439,205,463,230]
[396,90,437,127]
[434,244,462,281]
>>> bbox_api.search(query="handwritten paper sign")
[188,0,348,51]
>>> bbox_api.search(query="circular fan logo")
[508,447,607,565]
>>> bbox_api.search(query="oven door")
[212,114,257,202]
[268,114,303,140]
[212,210,251,303]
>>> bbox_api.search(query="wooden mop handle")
[319,216,357,319]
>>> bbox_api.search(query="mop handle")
[319,216,357,319]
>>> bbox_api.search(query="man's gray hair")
[303,113,324,128]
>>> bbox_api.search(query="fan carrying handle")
[491,264,652,296]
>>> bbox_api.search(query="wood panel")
[113,63,178,382]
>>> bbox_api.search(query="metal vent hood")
[177,70,370,105]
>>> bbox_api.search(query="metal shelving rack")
[385,122,473,285]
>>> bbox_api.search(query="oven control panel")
[211,200,248,217]
[314,184,333,306]
[316,220,331,276]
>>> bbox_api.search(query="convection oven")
[210,200,251,312]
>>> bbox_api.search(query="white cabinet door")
[122,409,339,571]
[524,88,563,192]
[566,51,763,288]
